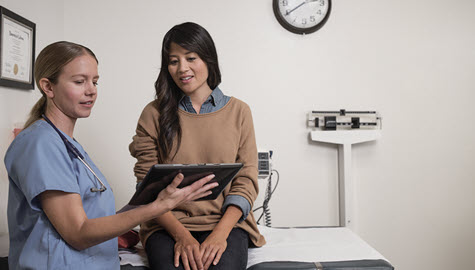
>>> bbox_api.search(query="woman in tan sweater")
[129,22,265,270]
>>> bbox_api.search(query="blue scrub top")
[4,120,119,270]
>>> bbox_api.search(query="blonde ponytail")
[24,95,47,129]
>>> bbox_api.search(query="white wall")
[1,0,474,269]
[0,0,64,235]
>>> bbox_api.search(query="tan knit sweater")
[129,97,266,247]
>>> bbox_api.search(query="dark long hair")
[155,22,221,163]
[24,41,98,129]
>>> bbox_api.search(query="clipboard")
[128,163,243,205]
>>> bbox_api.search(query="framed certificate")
[0,6,35,90]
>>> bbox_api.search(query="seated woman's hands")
[172,204,242,270]
[174,231,204,270]
[200,231,227,270]
[173,231,228,270]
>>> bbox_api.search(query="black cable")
[254,169,280,227]
[263,178,272,226]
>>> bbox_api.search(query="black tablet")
[128,163,243,205]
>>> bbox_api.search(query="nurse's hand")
[39,174,216,251]
[153,173,217,213]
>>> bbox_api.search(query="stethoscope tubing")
[42,114,107,192]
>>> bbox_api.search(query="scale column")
[310,130,381,231]
[338,143,355,230]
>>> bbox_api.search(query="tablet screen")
[128,163,243,205]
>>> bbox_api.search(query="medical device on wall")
[258,150,272,179]
[308,109,382,230]
[307,109,382,130]
[255,150,279,227]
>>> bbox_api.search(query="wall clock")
[273,0,332,35]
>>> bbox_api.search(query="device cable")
[254,169,280,227]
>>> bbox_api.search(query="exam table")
[119,225,393,270]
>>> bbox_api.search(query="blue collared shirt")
[178,86,230,114]
[178,87,251,222]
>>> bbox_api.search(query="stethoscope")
[42,114,107,193]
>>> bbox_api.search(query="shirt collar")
[178,86,223,107]
[209,86,224,106]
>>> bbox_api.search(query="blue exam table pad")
[119,226,393,270]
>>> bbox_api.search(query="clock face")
[273,0,331,34]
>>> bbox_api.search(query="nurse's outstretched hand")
[154,173,217,212]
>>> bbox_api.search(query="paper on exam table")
[247,225,388,268]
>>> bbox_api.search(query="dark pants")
[0,257,7,270]
[145,228,249,270]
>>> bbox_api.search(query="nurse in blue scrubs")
[4,41,217,270]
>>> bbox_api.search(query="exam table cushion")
[247,226,391,268]
[247,260,393,270]
[119,226,393,270]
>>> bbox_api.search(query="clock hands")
[285,0,320,16]
[285,1,306,16]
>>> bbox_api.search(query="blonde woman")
[5,41,216,270]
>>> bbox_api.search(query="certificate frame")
[0,6,35,90]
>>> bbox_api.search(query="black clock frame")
[273,0,332,35]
